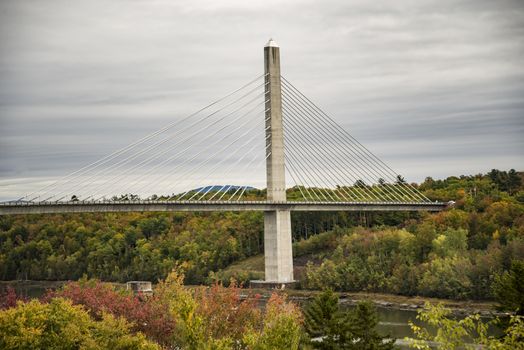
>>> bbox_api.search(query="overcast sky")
[1,0,523,200]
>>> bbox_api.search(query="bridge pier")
[251,39,295,288]
[263,209,294,283]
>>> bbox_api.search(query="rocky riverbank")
[242,288,509,317]
[2,280,509,318]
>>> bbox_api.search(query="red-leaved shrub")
[194,282,262,342]
[45,280,175,346]
[0,286,26,310]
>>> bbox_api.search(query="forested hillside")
[1,169,522,300]
[0,211,264,284]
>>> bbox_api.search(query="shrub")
[418,256,473,299]
[46,280,175,346]
[243,294,303,350]
[0,287,26,310]
[407,303,524,350]
[493,260,524,315]
[0,298,159,349]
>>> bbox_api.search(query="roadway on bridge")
[0,200,449,215]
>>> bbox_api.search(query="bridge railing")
[0,199,451,206]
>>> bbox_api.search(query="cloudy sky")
[1,0,523,200]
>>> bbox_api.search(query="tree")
[431,228,468,257]
[396,175,406,184]
[418,256,472,299]
[413,221,437,262]
[304,290,395,350]
[355,179,367,188]
[347,301,396,350]
[46,279,176,347]
[493,260,524,315]
[243,294,303,350]
[158,268,304,350]
[406,303,524,350]
[193,281,262,345]
[0,298,159,350]
[0,287,25,310]
[488,169,523,194]
[508,169,522,194]
[304,289,339,342]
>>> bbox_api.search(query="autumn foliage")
[0,287,26,310]
[193,282,262,342]
[0,269,304,349]
[45,279,175,346]
[0,298,159,349]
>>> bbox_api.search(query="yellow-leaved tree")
[0,298,159,350]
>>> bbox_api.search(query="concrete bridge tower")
[260,39,294,285]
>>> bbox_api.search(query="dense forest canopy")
[0,169,523,300]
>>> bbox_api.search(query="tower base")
[249,280,297,290]
[263,210,294,282]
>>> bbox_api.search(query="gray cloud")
[1,0,523,200]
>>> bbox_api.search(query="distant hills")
[192,185,256,192]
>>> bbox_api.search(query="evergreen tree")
[508,169,522,194]
[396,175,406,184]
[493,260,524,315]
[304,289,339,339]
[304,290,396,349]
[345,301,396,350]
[488,168,522,194]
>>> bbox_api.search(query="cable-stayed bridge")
[0,40,448,285]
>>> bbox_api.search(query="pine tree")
[493,260,524,315]
[304,290,397,349]
[304,289,339,337]
[508,169,522,194]
[345,301,396,350]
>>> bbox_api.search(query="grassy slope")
[221,255,265,277]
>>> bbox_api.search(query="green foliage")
[493,260,524,315]
[488,169,522,195]
[1,269,306,349]
[243,294,303,350]
[153,268,304,349]
[413,221,437,262]
[431,228,468,258]
[494,316,524,350]
[302,223,523,299]
[1,169,523,302]
[406,303,524,350]
[304,290,395,350]
[304,289,339,339]
[348,302,396,350]
[0,298,159,350]
[300,169,524,299]
[418,256,473,299]
[0,212,264,284]
[293,229,339,257]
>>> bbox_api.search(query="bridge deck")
[0,200,449,215]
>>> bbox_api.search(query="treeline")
[300,225,523,299]
[0,212,264,284]
[0,208,403,284]
[0,169,523,300]
[0,201,413,284]
[301,169,524,299]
